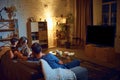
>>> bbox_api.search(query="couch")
[0,49,88,80]
[0,50,43,80]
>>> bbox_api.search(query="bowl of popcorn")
[68,52,75,56]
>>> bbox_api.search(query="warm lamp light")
[44,9,56,47]
[61,18,66,23]
[44,9,53,30]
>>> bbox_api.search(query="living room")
[0,0,120,80]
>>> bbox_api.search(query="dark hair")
[17,36,28,47]
[10,37,18,45]
[31,42,42,54]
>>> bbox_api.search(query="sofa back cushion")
[18,60,41,70]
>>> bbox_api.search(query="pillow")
[40,59,77,80]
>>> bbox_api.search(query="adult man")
[28,42,80,69]
[28,42,88,80]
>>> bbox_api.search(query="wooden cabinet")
[0,19,18,46]
[27,21,48,49]
[85,44,115,63]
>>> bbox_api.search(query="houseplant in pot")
[56,13,74,48]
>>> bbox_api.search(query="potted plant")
[56,13,74,48]
[65,13,74,48]
[4,6,17,20]
[56,23,70,48]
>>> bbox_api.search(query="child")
[9,36,31,60]
[9,37,19,59]
[10,37,19,52]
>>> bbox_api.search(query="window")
[102,0,116,26]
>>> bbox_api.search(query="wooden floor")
[44,46,120,70]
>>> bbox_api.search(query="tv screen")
[86,25,116,47]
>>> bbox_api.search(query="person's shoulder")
[28,57,35,61]
[46,53,55,57]
[42,53,53,58]
[28,57,40,61]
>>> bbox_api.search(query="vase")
[8,12,13,20]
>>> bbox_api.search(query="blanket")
[40,59,77,80]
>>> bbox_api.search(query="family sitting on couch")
[0,36,88,80]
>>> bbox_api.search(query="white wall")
[0,0,75,47]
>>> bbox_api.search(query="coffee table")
[49,50,77,63]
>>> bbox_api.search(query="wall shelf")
[0,19,19,46]
[0,19,16,22]
[0,28,15,31]
[0,38,11,41]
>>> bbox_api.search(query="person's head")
[10,37,19,46]
[17,36,28,47]
[31,42,42,55]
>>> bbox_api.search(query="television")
[86,25,116,47]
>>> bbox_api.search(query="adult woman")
[16,36,32,57]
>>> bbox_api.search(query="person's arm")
[58,60,64,64]
[15,51,28,60]
[49,53,64,64]
[9,50,14,59]
[25,45,32,56]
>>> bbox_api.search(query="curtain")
[75,0,92,48]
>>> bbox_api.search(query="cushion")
[40,59,77,80]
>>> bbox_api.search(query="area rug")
[80,60,120,80]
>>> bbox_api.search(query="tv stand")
[85,44,115,63]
